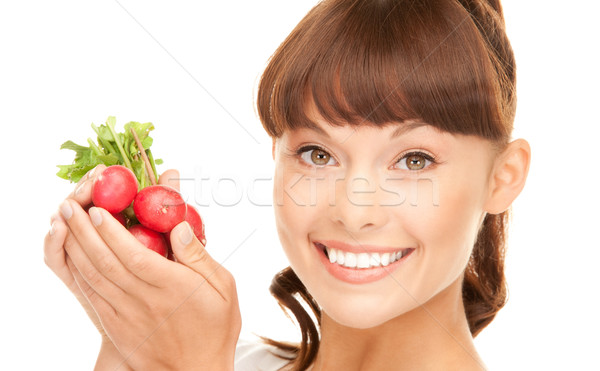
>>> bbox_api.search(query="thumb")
[171,221,221,275]
[158,169,180,192]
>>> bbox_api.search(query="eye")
[393,151,436,171]
[297,145,338,167]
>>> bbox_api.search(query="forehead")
[302,120,433,140]
[281,107,445,142]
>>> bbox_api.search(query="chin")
[320,295,418,330]
[324,308,399,329]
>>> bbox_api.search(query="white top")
[234,338,294,371]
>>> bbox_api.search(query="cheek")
[404,172,487,286]
[272,167,326,268]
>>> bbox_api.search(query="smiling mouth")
[315,242,414,270]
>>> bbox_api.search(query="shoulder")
[235,338,294,371]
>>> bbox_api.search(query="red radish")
[133,185,187,233]
[163,231,173,260]
[166,245,175,261]
[164,204,206,247]
[185,204,206,245]
[92,165,138,213]
[111,212,128,227]
[129,224,168,257]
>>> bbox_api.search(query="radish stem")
[87,138,103,156]
[147,149,159,184]
[140,165,147,189]
[106,121,133,171]
[130,128,157,186]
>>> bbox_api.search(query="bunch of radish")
[57,117,205,259]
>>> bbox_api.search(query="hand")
[44,164,109,340]
[45,165,134,369]
[57,170,241,370]
[44,167,193,370]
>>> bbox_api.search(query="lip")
[313,240,414,285]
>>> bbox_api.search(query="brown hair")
[257,0,516,369]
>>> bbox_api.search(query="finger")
[69,164,107,206]
[63,227,132,306]
[66,255,118,320]
[60,199,137,299]
[44,214,66,268]
[171,221,232,294]
[44,214,81,295]
[86,206,173,286]
[158,169,180,191]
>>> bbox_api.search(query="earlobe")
[484,138,531,214]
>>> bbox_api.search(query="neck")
[310,277,486,371]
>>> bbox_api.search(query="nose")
[329,173,390,233]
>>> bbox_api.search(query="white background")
[1,1,599,370]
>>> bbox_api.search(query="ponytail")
[260,268,321,371]
[463,210,510,336]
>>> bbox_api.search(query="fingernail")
[60,201,73,220]
[49,222,56,236]
[179,222,193,246]
[88,166,96,178]
[89,207,102,227]
[74,181,86,195]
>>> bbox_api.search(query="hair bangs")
[258,0,514,144]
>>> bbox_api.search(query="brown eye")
[298,146,337,167]
[311,149,331,165]
[394,151,434,171]
[406,154,426,170]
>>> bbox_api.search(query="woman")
[44,0,530,369]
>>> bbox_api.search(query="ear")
[484,138,531,214]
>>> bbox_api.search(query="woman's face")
[272,114,499,329]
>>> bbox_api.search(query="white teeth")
[370,253,380,267]
[381,253,390,266]
[323,245,408,269]
[328,247,336,264]
[344,252,357,268]
[337,251,345,265]
[357,253,370,268]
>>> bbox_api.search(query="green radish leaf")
[56,161,96,183]
[57,116,162,187]
[142,136,153,149]
[124,121,155,141]
[130,159,146,187]
[60,140,89,155]
[70,165,96,181]
[97,154,119,166]
[154,158,163,165]
[96,124,114,142]
[127,139,137,157]
[57,140,98,182]
[56,165,75,181]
